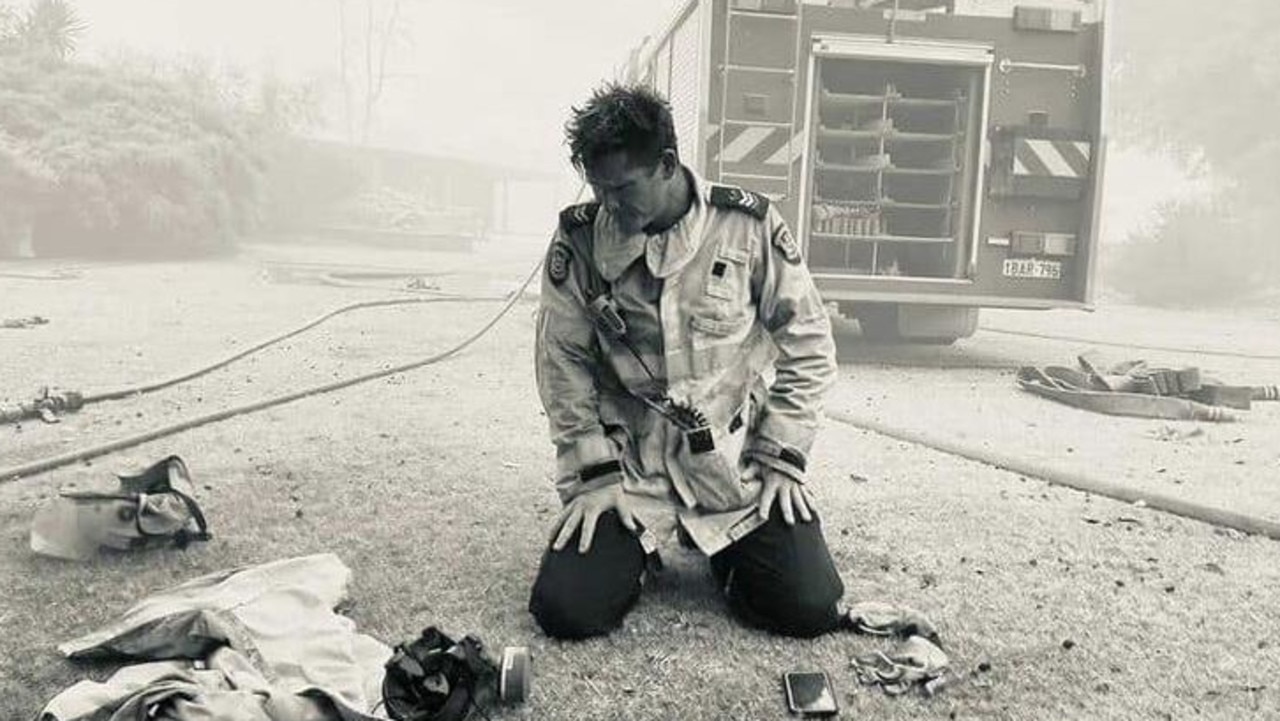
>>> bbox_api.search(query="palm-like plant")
[1,0,86,59]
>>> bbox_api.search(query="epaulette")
[558,202,600,232]
[708,185,769,221]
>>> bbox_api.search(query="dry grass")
[2,244,1278,720]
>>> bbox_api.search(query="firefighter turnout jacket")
[535,168,837,555]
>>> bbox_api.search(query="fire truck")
[624,0,1109,343]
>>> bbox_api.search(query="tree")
[0,128,54,256]
[0,0,323,257]
[334,0,411,144]
[1106,0,1280,304]
[1113,0,1280,188]
[0,0,85,59]
[0,52,313,257]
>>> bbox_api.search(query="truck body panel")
[628,0,1107,314]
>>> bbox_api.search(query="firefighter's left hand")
[756,466,814,525]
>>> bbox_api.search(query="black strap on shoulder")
[708,185,769,220]
[558,201,600,233]
[551,202,605,293]
[552,206,608,301]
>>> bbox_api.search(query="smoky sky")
[73,0,687,172]
[66,0,1206,239]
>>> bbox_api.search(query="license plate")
[1002,258,1062,280]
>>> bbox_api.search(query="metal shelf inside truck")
[808,56,975,280]
[811,232,953,245]
[816,126,959,144]
[816,161,958,177]
[819,88,964,110]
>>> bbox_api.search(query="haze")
[74,0,688,174]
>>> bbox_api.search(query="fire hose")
[0,262,540,483]
[0,269,81,280]
[0,292,505,426]
[977,326,1280,362]
[5,249,1280,542]
[826,410,1280,541]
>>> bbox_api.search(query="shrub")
[0,14,306,257]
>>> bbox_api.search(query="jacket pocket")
[676,397,754,513]
[690,313,749,338]
[704,245,750,302]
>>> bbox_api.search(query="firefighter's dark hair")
[565,83,678,172]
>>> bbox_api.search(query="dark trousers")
[528,508,845,640]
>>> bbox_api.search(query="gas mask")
[381,627,531,721]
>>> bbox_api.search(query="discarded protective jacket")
[536,167,837,555]
[38,554,391,721]
[1017,353,1278,422]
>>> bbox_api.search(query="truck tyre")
[848,303,903,343]
[841,303,977,345]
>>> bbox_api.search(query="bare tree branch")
[361,0,375,144]
[370,0,402,112]
[335,0,409,145]
[336,0,354,142]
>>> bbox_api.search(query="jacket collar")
[594,167,711,282]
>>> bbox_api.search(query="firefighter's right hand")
[551,484,637,554]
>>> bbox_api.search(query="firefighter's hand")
[551,484,637,554]
[756,467,814,526]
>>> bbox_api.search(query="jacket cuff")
[556,461,626,503]
[744,437,809,483]
[554,430,616,476]
[754,411,818,456]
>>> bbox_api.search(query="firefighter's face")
[585,150,678,234]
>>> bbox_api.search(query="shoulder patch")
[559,202,600,232]
[708,185,769,221]
[771,224,801,264]
[547,241,572,286]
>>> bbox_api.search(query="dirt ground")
[2,239,1278,720]
[828,305,1280,526]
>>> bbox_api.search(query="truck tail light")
[1012,231,1077,257]
[1014,6,1083,33]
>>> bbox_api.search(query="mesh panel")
[670,11,702,167]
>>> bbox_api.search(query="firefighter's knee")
[528,588,620,640]
[527,513,645,640]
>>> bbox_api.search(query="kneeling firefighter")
[529,83,847,640]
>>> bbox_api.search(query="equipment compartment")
[808,58,984,279]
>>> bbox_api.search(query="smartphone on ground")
[783,670,839,717]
